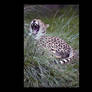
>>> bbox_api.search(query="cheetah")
[28,19,76,64]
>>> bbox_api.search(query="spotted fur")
[29,19,75,64]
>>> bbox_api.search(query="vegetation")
[24,5,79,87]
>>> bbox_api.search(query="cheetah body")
[29,19,75,64]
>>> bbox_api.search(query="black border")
[16,0,79,88]
[16,3,24,88]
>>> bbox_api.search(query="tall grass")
[24,5,79,87]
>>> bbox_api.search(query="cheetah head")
[29,19,49,40]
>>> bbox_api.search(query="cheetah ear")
[46,24,49,28]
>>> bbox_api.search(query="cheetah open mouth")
[31,22,40,35]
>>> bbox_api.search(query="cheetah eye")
[31,21,40,35]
